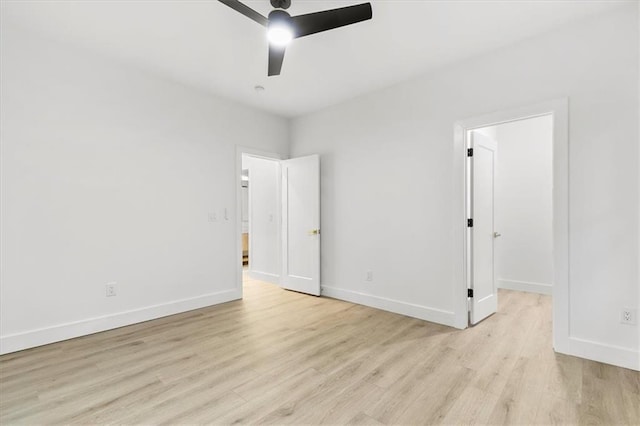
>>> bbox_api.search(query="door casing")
[453,99,569,354]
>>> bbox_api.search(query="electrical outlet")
[621,308,637,325]
[106,283,116,297]
[366,271,373,282]
[208,212,217,222]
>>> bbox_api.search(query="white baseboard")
[321,285,458,328]
[498,279,552,295]
[563,337,640,371]
[248,270,280,285]
[0,289,241,355]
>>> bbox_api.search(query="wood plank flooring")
[1,274,638,425]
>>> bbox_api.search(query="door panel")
[281,155,320,296]
[470,132,498,324]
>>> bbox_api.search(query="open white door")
[469,131,498,324]
[281,155,320,296]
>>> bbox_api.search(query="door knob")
[493,232,501,238]
[309,229,320,235]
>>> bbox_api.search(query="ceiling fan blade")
[268,45,286,76]
[291,3,372,39]
[218,0,268,26]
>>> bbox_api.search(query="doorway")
[236,148,283,297]
[453,99,570,353]
[235,147,322,299]
[467,115,553,325]
[241,153,282,286]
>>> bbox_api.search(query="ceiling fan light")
[267,25,293,47]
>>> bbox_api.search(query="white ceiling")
[1,0,626,117]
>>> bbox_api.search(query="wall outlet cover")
[106,283,117,297]
[621,308,637,325]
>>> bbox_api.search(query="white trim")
[497,279,552,295]
[452,124,469,329]
[453,98,570,351]
[235,146,284,297]
[248,270,280,285]
[0,289,240,355]
[321,285,459,329]
[567,337,640,371]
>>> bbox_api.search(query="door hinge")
[468,288,474,298]
[467,218,473,227]
[467,148,473,157]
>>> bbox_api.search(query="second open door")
[281,155,320,296]
[469,131,498,324]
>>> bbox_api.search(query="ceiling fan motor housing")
[270,0,291,10]
[268,9,291,25]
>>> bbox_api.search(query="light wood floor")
[1,275,638,425]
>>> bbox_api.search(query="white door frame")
[235,146,283,298]
[452,98,569,354]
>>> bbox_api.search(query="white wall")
[492,116,554,295]
[245,156,281,282]
[0,26,289,354]
[290,5,639,369]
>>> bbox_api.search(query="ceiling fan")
[218,0,373,76]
